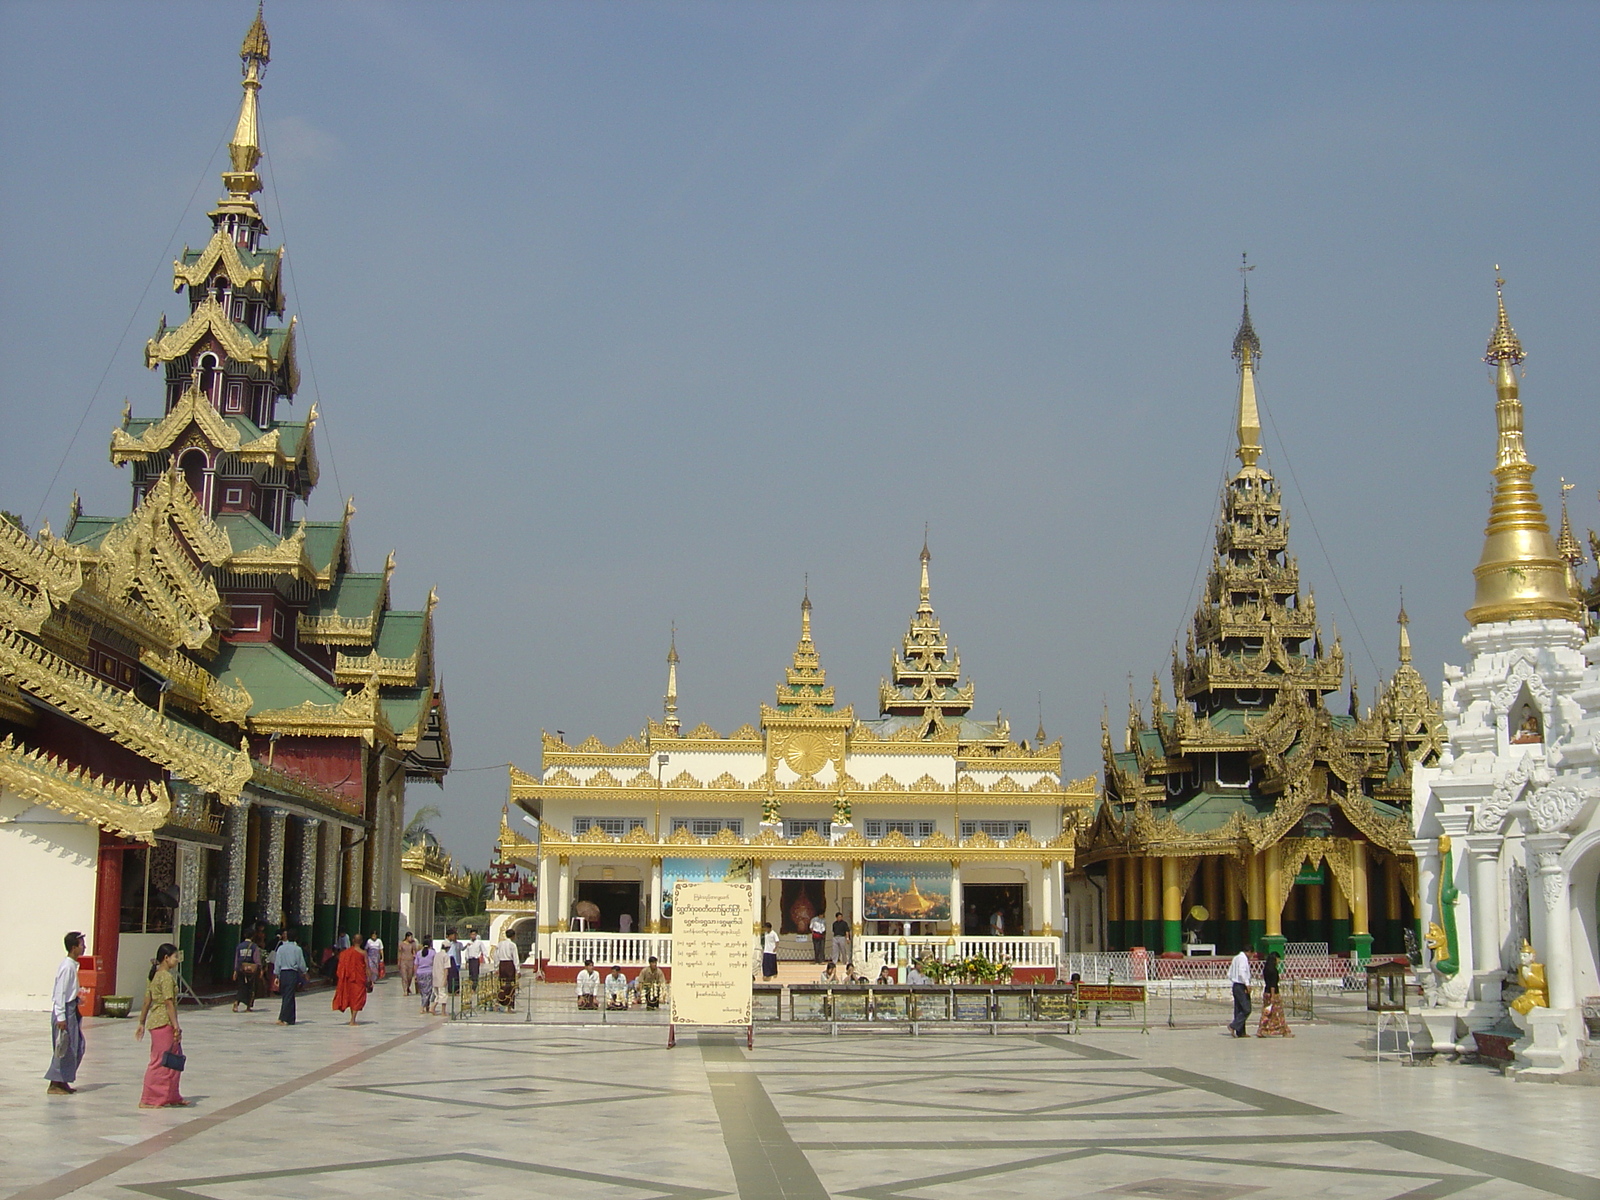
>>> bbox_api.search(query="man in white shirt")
[492,933,521,1010]
[1227,947,1253,1037]
[46,931,86,1095]
[761,922,779,980]
[575,958,601,1009]
[464,929,487,988]
[809,913,827,963]
[604,965,630,1009]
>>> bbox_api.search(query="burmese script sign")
[670,881,754,1027]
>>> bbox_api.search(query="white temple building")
[1410,277,1598,1075]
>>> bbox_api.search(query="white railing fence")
[549,933,673,967]
[861,935,1061,968]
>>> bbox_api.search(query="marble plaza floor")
[3,979,1598,1200]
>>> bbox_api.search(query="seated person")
[575,958,601,1009]
[604,965,629,1010]
[876,966,896,986]
[819,961,841,984]
[905,961,929,986]
[635,956,666,1008]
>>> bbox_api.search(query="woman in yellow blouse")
[136,944,188,1108]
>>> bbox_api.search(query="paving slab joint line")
[6,1020,441,1200]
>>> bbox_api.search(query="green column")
[1349,933,1373,962]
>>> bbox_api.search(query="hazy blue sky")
[2,2,1596,867]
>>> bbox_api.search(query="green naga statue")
[1423,834,1466,1005]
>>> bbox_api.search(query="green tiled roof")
[64,516,118,549]
[306,573,383,623]
[1136,729,1165,756]
[211,641,344,713]
[375,611,426,659]
[1163,789,1269,832]
[217,513,279,553]
[382,687,432,736]
[302,522,344,573]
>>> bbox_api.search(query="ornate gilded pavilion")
[1085,293,1443,960]
[500,548,1093,969]
[0,11,447,1006]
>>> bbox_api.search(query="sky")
[2,1,1596,870]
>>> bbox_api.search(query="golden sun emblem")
[783,733,829,776]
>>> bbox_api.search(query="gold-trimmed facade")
[507,552,1092,954]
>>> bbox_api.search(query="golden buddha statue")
[1510,939,1548,1015]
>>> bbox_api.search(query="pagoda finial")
[1397,592,1412,664]
[1232,253,1263,468]
[1036,692,1046,747]
[663,623,680,734]
[1466,271,1580,626]
[217,5,270,218]
[918,532,933,614]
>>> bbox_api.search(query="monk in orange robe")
[333,940,370,1024]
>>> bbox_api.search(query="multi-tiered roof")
[1093,295,1438,862]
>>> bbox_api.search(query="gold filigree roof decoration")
[213,5,270,220]
[1231,271,1264,469]
[1467,273,1580,625]
[0,629,251,801]
[878,541,976,726]
[250,758,358,816]
[0,516,83,620]
[1376,603,1445,777]
[111,379,305,471]
[251,670,395,748]
[171,231,283,309]
[144,300,299,395]
[0,734,170,843]
[140,646,252,727]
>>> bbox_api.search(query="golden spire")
[1397,596,1412,665]
[217,5,271,219]
[1465,272,1581,626]
[663,624,680,734]
[1556,479,1585,595]
[919,528,932,614]
[1232,254,1263,469]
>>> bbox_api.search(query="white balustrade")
[550,933,673,967]
[859,935,1061,968]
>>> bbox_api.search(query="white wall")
[0,795,98,1011]
[117,933,173,1003]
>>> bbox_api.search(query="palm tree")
[402,803,442,848]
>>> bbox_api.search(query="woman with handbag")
[136,944,188,1108]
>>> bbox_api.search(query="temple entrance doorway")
[963,883,1023,936]
[780,880,826,935]
[575,881,642,933]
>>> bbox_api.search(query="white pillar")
[557,857,571,930]
[949,863,963,938]
[751,860,765,933]
[261,806,288,931]
[1464,834,1503,998]
[1409,838,1439,961]
[1528,835,1576,1009]
[850,861,865,935]
[648,858,663,934]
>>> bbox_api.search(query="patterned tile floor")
[2,980,1596,1200]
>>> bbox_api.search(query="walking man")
[233,927,263,1012]
[274,930,307,1026]
[492,930,520,1010]
[1228,946,1253,1037]
[809,912,827,963]
[45,931,86,1095]
[831,911,849,966]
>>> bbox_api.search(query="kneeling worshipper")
[605,965,630,1010]
[635,956,666,1008]
[333,936,371,1025]
[576,959,601,1009]
[45,932,87,1095]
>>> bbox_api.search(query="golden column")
[1106,858,1123,949]
[1141,857,1160,949]
[1245,851,1265,951]
[1350,841,1373,961]
[1125,856,1142,945]
[1161,858,1183,953]
[1263,845,1285,953]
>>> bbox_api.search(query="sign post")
[667,880,754,1049]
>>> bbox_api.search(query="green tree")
[438,869,488,928]
[402,803,442,847]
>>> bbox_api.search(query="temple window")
[959,819,1029,839]
[178,448,207,499]
[231,296,246,322]
[574,816,646,837]
[670,817,743,838]
[1215,753,1251,788]
[225,381,244,413]
[198,354,220,402]
[783,818,833,838]
[864,819,936,839]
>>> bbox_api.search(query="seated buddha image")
[1510,707,1543,745]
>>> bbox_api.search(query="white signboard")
[669,881,754,1027]
[768,860,846,880]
